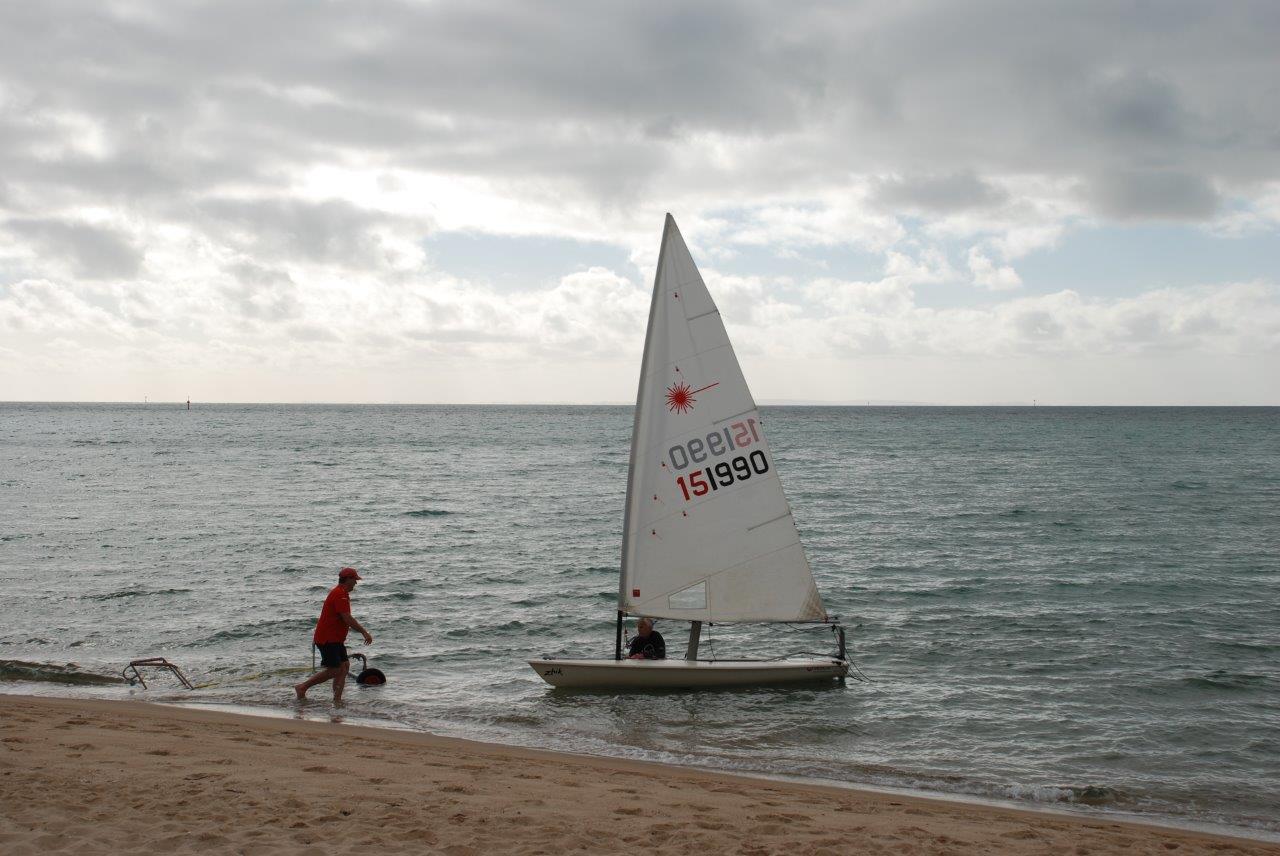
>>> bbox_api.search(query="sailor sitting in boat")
[627,618,666,660]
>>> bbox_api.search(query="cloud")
[0,279,135,339]
[194,197,427,269]
[966,247,1022,291]
[883,248,955,285]
[1078,69,1192,145]
[3,217,142,279]
[1084,170,1221,221]
[219,262,301,323]
[874,172,1008,213]
[800,279,1279,358]
[709,198,904,252]
[1,2,1278,401]
[4,1,1278,228]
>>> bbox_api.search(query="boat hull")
[527,657,848,689]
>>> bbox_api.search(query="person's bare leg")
[294,666,339,699]
[332,660,350,704]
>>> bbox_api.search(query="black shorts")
[316,642,348,668]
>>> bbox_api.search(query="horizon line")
[3,400,1279,408]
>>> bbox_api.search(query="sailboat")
[528,215,849,689]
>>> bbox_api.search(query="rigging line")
[714,408,756,425]
[691,618,830,627]
[764,650,835,661]
[767,623,837,633]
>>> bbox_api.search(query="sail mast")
[618,214,675,613]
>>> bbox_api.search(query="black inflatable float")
[349,653,386,686]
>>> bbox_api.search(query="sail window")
[668,581,707,610]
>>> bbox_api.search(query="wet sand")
[1,694,1275,855]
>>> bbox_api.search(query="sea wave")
[88,588,193,601]
[193,618,315,644]
[0,659,124,686]
[403,509,452,517]
[1004,783,1125,806]
[1179,671,1271,691]
[445,620,526,638]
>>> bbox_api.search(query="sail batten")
[747,512,794,531]
[618,215,826,624]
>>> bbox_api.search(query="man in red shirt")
[294,567,374,703]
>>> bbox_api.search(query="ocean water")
[1,403,1277,834]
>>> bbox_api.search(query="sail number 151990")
[675,451,771,501]
[668,419,771,502]
[668,419,760,471]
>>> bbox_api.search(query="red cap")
[339,567,362,580]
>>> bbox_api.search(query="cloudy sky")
[2,0,1278,404]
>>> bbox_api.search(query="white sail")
[618,215,826,623]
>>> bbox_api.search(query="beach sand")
[1,695,1274,855]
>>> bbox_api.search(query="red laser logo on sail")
[665,381,719,414]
